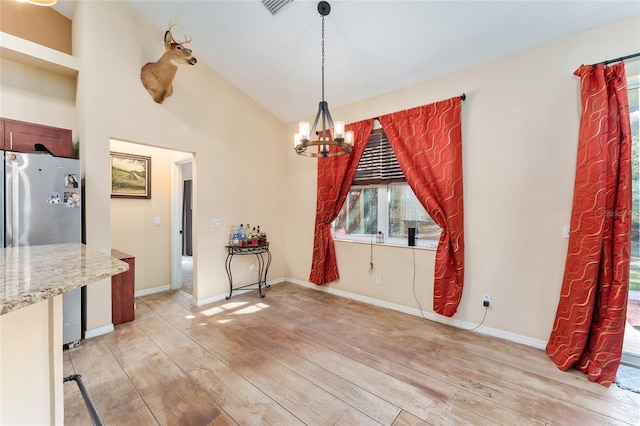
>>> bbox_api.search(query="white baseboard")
[267,277,286,286]
[84,323,114,339]
[195,293,228,307]
[135,285,171,298]
[287,278,547,350]
[195,277,286,307]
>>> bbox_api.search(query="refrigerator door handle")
[8,159,19,247]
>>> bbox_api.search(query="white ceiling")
[54,1,640,123]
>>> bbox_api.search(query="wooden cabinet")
[111,249,135,326]
[1,118,73,158]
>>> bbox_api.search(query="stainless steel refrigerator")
[2,150,82,347]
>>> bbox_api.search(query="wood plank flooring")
[63,282,640,425]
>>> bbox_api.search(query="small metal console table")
[224,244,271,299]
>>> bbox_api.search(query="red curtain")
[379,97,464,317]
[309,119,373,285]
[546,63,632,387]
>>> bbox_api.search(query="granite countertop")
[0,243,129,315]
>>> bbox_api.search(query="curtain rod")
[373,93,466,121]
[593,52,640,66]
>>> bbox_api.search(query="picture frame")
[110,152,152,199]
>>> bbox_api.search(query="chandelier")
[294,1,354,158]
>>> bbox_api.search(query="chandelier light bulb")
[299,122,310,141]
[334,121,345,139]
[345,131,354,146]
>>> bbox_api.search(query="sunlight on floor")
[201,301,248,317]
[191,300,271,324]
[232,303,270,315]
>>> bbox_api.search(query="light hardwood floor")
[64,283,640,425]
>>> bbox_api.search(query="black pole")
[592,52,640,66]
[372,93,466,121]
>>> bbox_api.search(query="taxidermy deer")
[141,24,197,103]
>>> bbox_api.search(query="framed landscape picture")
[110,152,151,199]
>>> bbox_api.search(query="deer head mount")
[141,23,197,104]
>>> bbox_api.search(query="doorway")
[110,139,193,299]
[181,164,193,293]
[171,156,195,294]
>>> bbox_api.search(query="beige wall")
[285,16,640,345]
[0,56,76,127]
[74,0,286,332]
[0,1,72,54]
[110,140,178,292]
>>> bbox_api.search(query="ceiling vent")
[261,0,293,16]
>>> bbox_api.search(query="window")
[332,127,441,246]
[623,77,640,366]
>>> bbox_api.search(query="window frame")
[331,124,441,249]
[332,182,440,249]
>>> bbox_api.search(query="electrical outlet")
[375,275,382,285]
[482,295,491,307]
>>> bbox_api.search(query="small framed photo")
[110,152,151,199]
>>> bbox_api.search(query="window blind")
[353,129,405,185]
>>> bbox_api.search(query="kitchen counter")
[0,243,128,315]
[0,243,129,425]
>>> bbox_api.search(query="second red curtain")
[379,97,464,317]
[546,63,632,386]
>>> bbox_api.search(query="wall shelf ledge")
[0,31,79,77]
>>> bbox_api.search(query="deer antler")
[166,22,192,45]
[166,22,178,44]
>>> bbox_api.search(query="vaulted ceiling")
[54,1,640,123]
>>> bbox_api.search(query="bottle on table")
[251,227,259,246]
[229,224,238,246]
[238,224,246,246]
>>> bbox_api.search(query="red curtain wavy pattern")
[309,119,373,285]
[380,97,464,317]
[546,63,632,386]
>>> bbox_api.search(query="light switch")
[563,224,570,239]
[154,217,160,226]
[212,218,221,228]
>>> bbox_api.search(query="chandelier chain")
[321,15,325,103]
